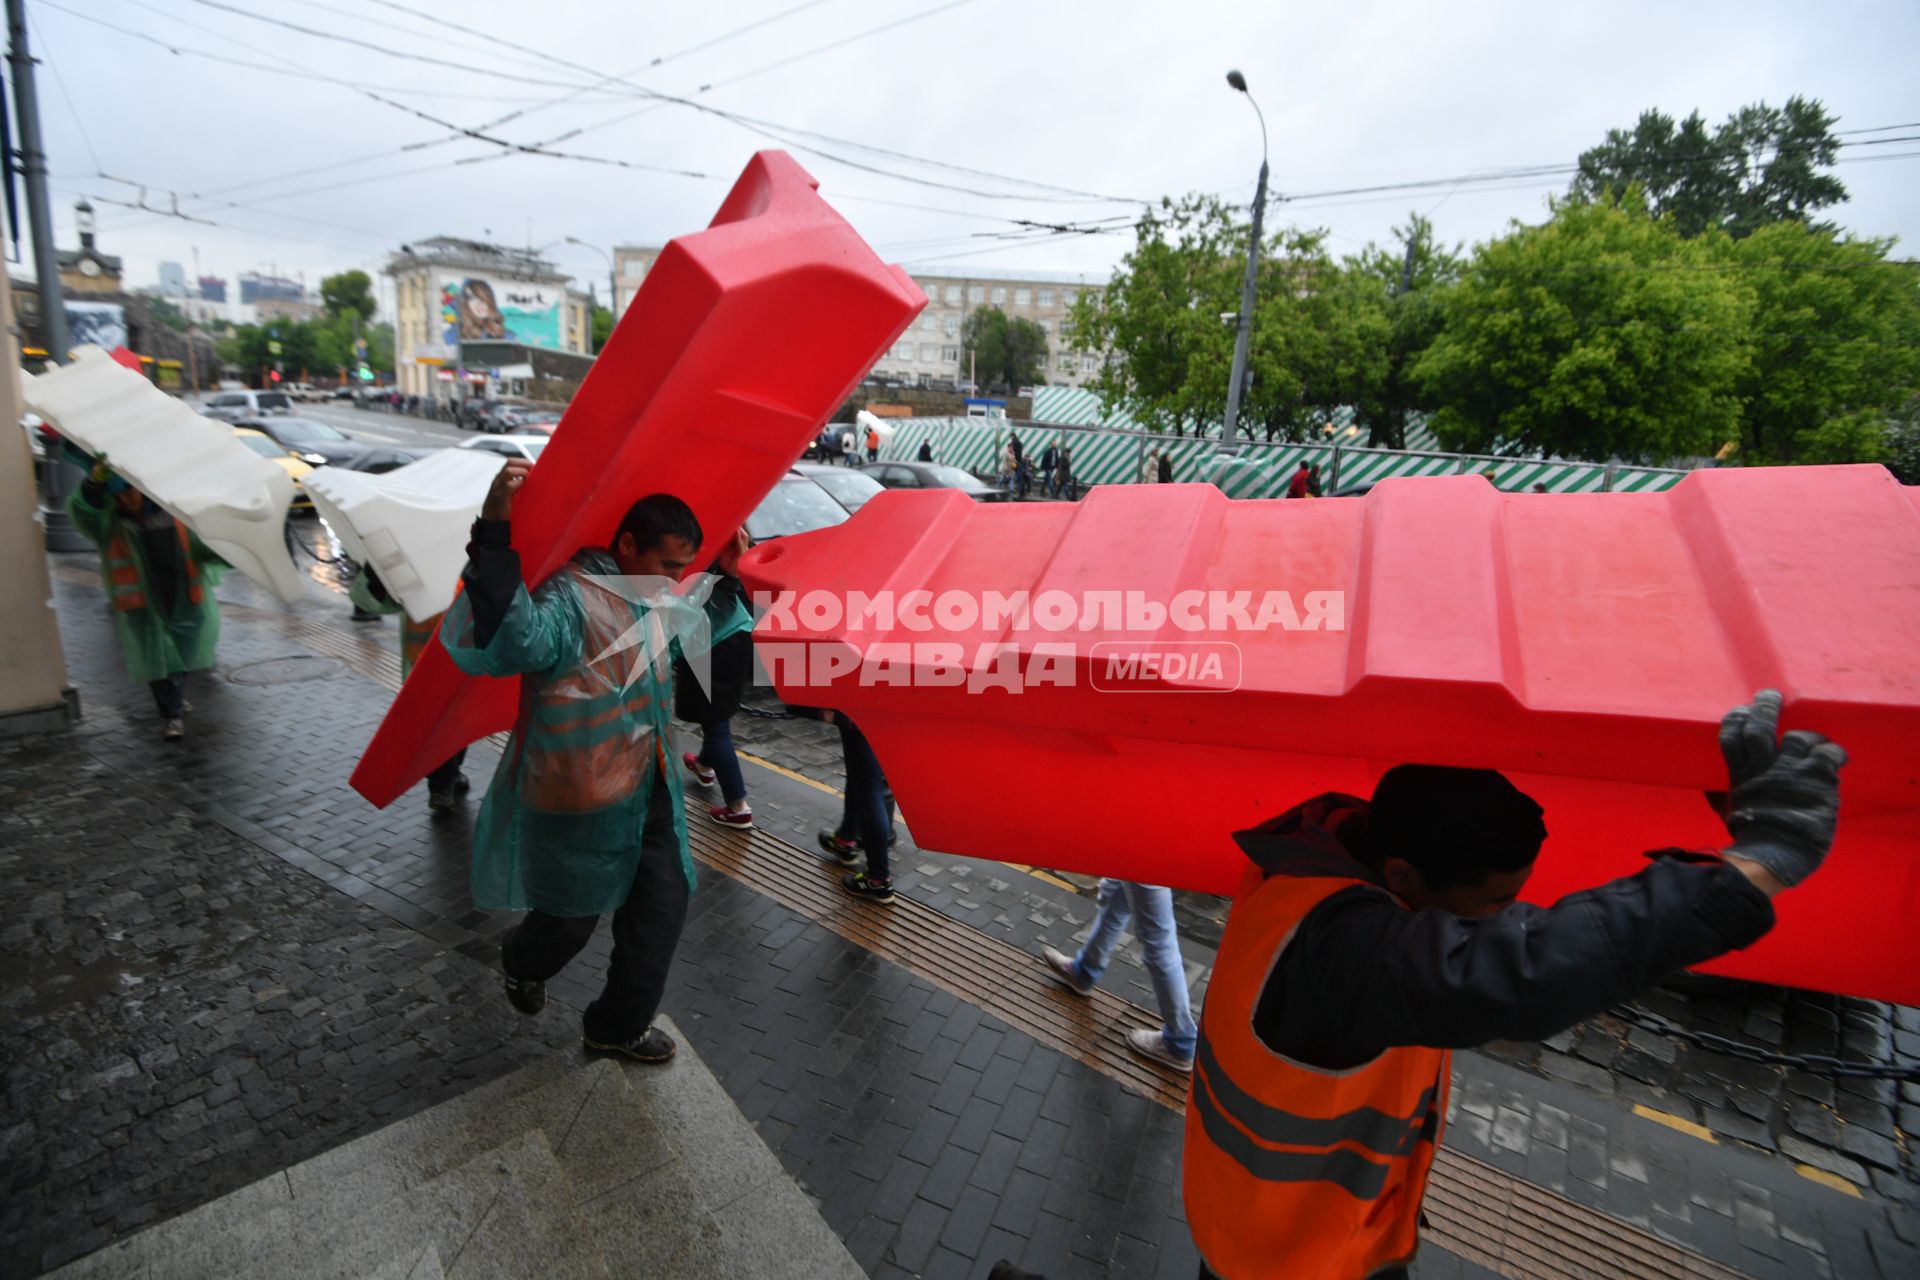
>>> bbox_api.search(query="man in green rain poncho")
[440,458,708,1065]
[69,455,226,741]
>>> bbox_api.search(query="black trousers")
[426,748,468,792]
[502,774,690,1043]
[149,674,185,719]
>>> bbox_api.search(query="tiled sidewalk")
[6,559,1915,1278]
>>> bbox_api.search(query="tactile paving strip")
[61,564,1748,1280]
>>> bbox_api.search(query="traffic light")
[268,369,281,382]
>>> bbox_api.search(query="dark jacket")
[1237,794,1776,1070]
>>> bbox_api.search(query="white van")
[202,389,296,422]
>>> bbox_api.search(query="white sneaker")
[1125,1028,1193,1073]
[1042,946,1093,996]
[162,718,185,742]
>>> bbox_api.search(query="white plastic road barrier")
[23,346,306,604]
[303,448,505,623]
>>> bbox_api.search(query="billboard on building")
[438,274,563,351]
[66,300,128,351]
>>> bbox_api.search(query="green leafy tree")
[147,297,189,333]
[1413,192,1753,462]
[1070,195,1394,441]
[1571,97,1847,238]
[592,305,613,353]
[1883,397,1920,483]
[961,307,1047,392]
[1720,222,1920,465]
[320,269,377,320]
[1345,214,1464,447]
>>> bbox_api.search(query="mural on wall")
[439,275,562,350]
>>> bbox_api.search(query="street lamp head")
[1226,69,1248,93]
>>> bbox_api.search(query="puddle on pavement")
[4,949,181,1021]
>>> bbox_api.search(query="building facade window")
[945,284,962,304]
[941,345,959,364]
[1038,288,1055,307]
[922,313,940,331]
[942,313,959,336]
[1038,319,1052,336]
[1082,353,1099,371]
[919,343,937,362]
[991,287,1006,304]
[968,285,984,303]
[1064,289,1078,307]
[1058,355,1076,371]
[895,339,915,360]
[1014,287,1031,306]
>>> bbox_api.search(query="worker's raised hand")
[1717,691,1847,888]
[481,457,533,521]
[715,526,750,576]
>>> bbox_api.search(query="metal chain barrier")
[1610,1003,1920,1082]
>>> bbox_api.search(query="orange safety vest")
[104,523,203,614]
[1184,864,1449,1280]
[518,568,670,814]
[399,612,441,676]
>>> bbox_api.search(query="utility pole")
[1222,71,1269,445]
[10,0,85,548]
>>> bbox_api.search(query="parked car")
[494,405,563,435]
[333,446,432,475]
[745,468,861,543]
[202,389,295,422]
[791,461,883,514]
[865,460,1010,502]
[330,385,357,400]
[283,382,327,402]
[238,415,367,467]
[456,435,547,463]
[233,427,314,511]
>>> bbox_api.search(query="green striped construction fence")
[879,416,1692,497]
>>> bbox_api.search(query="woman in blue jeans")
[678,530,755,828]
[816,713,897,903]
[1042,879,1198,1071]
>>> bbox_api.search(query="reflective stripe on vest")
[1183,864,1449,1279]
[104,523,203,614]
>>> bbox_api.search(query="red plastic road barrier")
[351,151,924,808]
[739,467,1920,1004]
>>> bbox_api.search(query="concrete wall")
[0,271,75,734]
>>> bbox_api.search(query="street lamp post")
[1222,69,1269,443]
[563,238,617,351]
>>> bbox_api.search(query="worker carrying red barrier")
[736,466,1919,1006]
[349,151,924,809]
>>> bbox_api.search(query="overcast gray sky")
[24,0,1920,316]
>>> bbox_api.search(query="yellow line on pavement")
[739,750,841,797]
[736,752,1082,893]
[1793,1164,1864,1198]
[1631,1104,1717,1144]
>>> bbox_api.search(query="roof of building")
[55,248,123,273]
[385,236,569,283]
[901,263,1110,288]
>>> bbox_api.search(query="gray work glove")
[1717,690,1847,886]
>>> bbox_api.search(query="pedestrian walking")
[1157,450,1174,484]
[1015,451,1033,499]
[1306,462,1322,496]
[677,528,755,829]
[1039,442,1058,496]
[817,712,898,903]
[865,424,881,463]
[441,459,706,1065]
[1287,460,1313,498]
[1056,444,1073,500]
[1142,447,1160,484]
[916,438,934,463]
[840,428,858,467]
[1183,691,1846,1279]
[1000,440,1018,491]
[1041,879,1197,1071]
[348,565,469,810]
[68,455,225,741]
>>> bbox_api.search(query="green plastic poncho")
[441,549,716,917]
[68,485,226,685]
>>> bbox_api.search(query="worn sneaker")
[502,970,545,1015]
[818,830,860,865]
[841,871,896,903]
[162,718,185,742]
[1125,1027,1193,1074]
[428,788,457,812]
[584,1025,676,1064]
[452,772,472,794]
[681,752,716,787]
[1042,946,1094,996]
[708,805,753,829]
